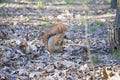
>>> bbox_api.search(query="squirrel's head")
[54,34,64,45]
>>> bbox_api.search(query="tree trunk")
[110,0,120,52]
[111,0,117,9]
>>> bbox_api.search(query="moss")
[113,50,120,59]
[35,1,45,8]
[95,20,106,27]
[88,27,97,32]
[92,55,100,63]
[105,0,111,3]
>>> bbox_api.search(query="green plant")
[0,0,10,4]
[88,27,97,32]
[41,21,51,26]
[35,1,45,8]
[105,0,111,3]
[92,55,100,63]
[95,20,106,27]
[83,0,90,4]
[25,0,32,1]
[113,50,120,59]
[73,24,79,27]
[0,3,6,6]
[65,0,74,4]
[79,19,86,24]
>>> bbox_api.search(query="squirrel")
[47,34,64,53]
[41,22,67,45]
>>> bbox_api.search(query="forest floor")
[0,0,120,80]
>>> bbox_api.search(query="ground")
[0,0,120,80]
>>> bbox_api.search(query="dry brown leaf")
[102,68,108,80]
[0,51,3,57]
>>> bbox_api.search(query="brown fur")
[42,22,67,45]
[47,34,64,53]
[52,22,67,34]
